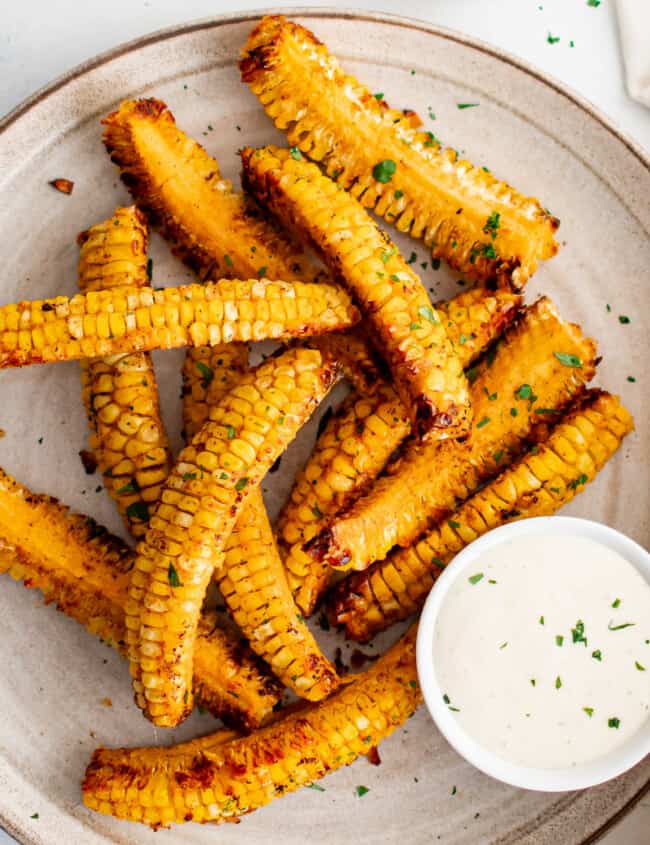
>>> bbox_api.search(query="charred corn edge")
[78,206,173,539]
[0,467,281,729]
[314,297,597,571]
[306,328,385,395]
[240,15,559,288]
[0,278,359,369]
[218,487,338,700]
[329,390,634,640]
[102,97,327,284]
[241,145,470,439]
[82,625,420,827]
[126,348,340,726]
[279,288,522,612]
[182,344,250,441]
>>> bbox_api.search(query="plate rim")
[0,7,647,845]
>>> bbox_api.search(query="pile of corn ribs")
[0,15,634,830]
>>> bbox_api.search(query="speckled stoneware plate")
[0,8,648,845]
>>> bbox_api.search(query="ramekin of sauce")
[416,517,650,790]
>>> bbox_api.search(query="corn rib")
[0,278,358,369]
[329,391,634,640]
[281,287,521,614]
[78,206,172,538]
[82,625,420,828]
[240,16,559,289]
[127,347,340,726]
[0,467,282,729]
[182,340,338,699]
[241,145,469,440]
[312,297,597,570]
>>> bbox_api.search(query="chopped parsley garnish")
[223,253,234,267]
[407,251,417,265]
[308,783,326,791]
[515,383,533,400]
[428,107,436,120]
[318,612,330,631]
[116,479,139,494]
[627,376,636,382]
[608,717,620,729]
[146,258,153,280]
[451,785,457,795]
[355,785,370,797]
[571,619,587,645]
[555,675,562,689]
[394,190,404,199]
[125,501,149,522]
[534,407,558,415]
[556,635,564,647]
[554,352,582,368]
[488,579,497,584]
[592,649,603,661]
[539,616,545,625]
[608,621,635,631]
[258,265,267,277]
[483,211,500,239]
[587,0,601,6]
[618,315,631,324]
[466,366,479,385]
[448,519,460,530]
[567,474,588,490]
[583,707,594,718]
[311,503,323,519]
[457,103,480,109]
[168,563,183,588]
[476,417,490,429]
[409,679,418,689]
[289,146,302,160]
[510,407,518,417]
[482,243,497,259]
[499,641,508,650]
[195,360,214,387]
[493,450,504,463]
[381,247,396,264]
[468,572,484,584]
[612,598,621,609]
[530,678,536,686]
[235,477,249,492]
[443,693,450,704]
[182,472,197,481]
[390,273,400,283]
[547,32,560,44]
[423,131,440,147]
[30,813,39,819]
[635,661,646,671]
[226,424,236,439]
[373,92,384,100]
[372,159,396,183]
[417,305,438,324]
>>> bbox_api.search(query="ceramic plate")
[0,8,648,845]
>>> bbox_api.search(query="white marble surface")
[1,1,648,843]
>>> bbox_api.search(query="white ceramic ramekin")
[416,516,650,791]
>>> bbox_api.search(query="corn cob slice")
[127,347,340,726]
[102,97,328,285]
[281,287,521,614]
[78,206,172,538]
[0,467,282,729]
[329,390,634,640]
[0,278,358,369]
[240,16,559,289]
[241,145,469,440]
[217,487,337,698]
[181,340,338,699]
[82,624,420,828]
[311,297,597,571]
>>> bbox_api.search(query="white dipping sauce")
[433,534,650,768]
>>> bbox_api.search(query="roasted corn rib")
[0,467,281,729]
[241,145,469,440]
[306,327,384,395]
[240,16,559,289]
[312,297,596,570]
[329,390,634,640]
[127,347,340,726]
[0,278,358,369]
[82,624,420,828]
[280,287,521,614]
[78,206,172,538]
[182,339,338,699]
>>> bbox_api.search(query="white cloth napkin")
[616,0,650,107]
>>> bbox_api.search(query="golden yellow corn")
[312,297,597,570]
[280,287,521,614]
[0,467,282,729]
[241,16,559,289]
[78,206,172,538]
[102,97,327,284]
[218,487,338,698]
[241,145,469,440]
[329,390,634,640]
[0,278,358,369]
[82,624,420,828]
[126,347,340,726]
[182,343,339,699]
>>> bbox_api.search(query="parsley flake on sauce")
[372,159,396,183]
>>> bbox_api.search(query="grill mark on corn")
[241,145,469,440]
[126,347,340,726]
[0,467,282,729]
[240,15,559,289]
[328,391,634,641]
[312,297,597,571]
